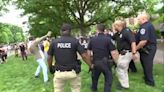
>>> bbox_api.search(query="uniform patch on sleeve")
[119,34,122,38]
[126,28,130,31]
[140,28,146,35]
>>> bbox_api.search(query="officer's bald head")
[137,13,150,25]
[61,23,72,35]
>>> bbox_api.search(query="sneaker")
[44,80,49,83]
[116,83,128,90]
[35,75,39,78]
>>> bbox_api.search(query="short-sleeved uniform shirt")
[48,36,85,65]
[88,33,116,60]
[116,28,135,52]
[136,21,157,46]
[112,32,120,42]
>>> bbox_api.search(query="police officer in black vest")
[48,23,93,92]
[88,24,119,92]
[136,13,157,86]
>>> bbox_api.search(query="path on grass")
[154,41,164,64]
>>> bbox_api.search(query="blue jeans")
[35,58,48,82]
[91,60,112,92]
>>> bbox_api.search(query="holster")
[50,65,56,74]
[140,46,150,55]
[103,57,113,70]
[94,57,113,71]
[74,60,82,74]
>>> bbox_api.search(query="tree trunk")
[79,17,86,36]
[80,25,85,36]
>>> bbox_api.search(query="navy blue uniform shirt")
[136,21,157,46]
[88,33,116,60]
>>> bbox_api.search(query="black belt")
[119,50,131,55]
[56,69,73,72]
[55,65,75,72]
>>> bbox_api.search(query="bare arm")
[111,50,119,62]
[33,31,51,46]
[131,42,137,54]
[80,52,92,67]
[87,50,93,62]
[136,40,147,50]
[33,35,48,46]
[48,55,53,68]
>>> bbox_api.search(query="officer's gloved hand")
[49,66,55,74]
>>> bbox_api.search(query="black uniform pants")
[129,60,137,72]
[140,45,157,86]
[91,59,112,92]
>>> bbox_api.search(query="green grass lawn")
[0,56,164,92]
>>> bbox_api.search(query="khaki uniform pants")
[53,70,81,92]
[116,52,132,88]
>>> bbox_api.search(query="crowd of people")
[1,12,158,92]
[0,43,28,63]
[0,46,8,63]
[26,12,158,92]
[13,44,28,60]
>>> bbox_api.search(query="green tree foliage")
[142,0,163,14]
[0,23,24,44]
[0,0,10,15]
[13,0,148,36]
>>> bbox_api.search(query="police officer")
[136,13,157,86]
[113,20,137,90]
[88,24,119,92]
[112,22,138,73]
[48,23,93,92]
[122,22,138,72]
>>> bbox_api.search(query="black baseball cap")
[61,23,72,32]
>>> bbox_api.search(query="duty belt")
[55,65,75,72]
[119,50,131,55]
